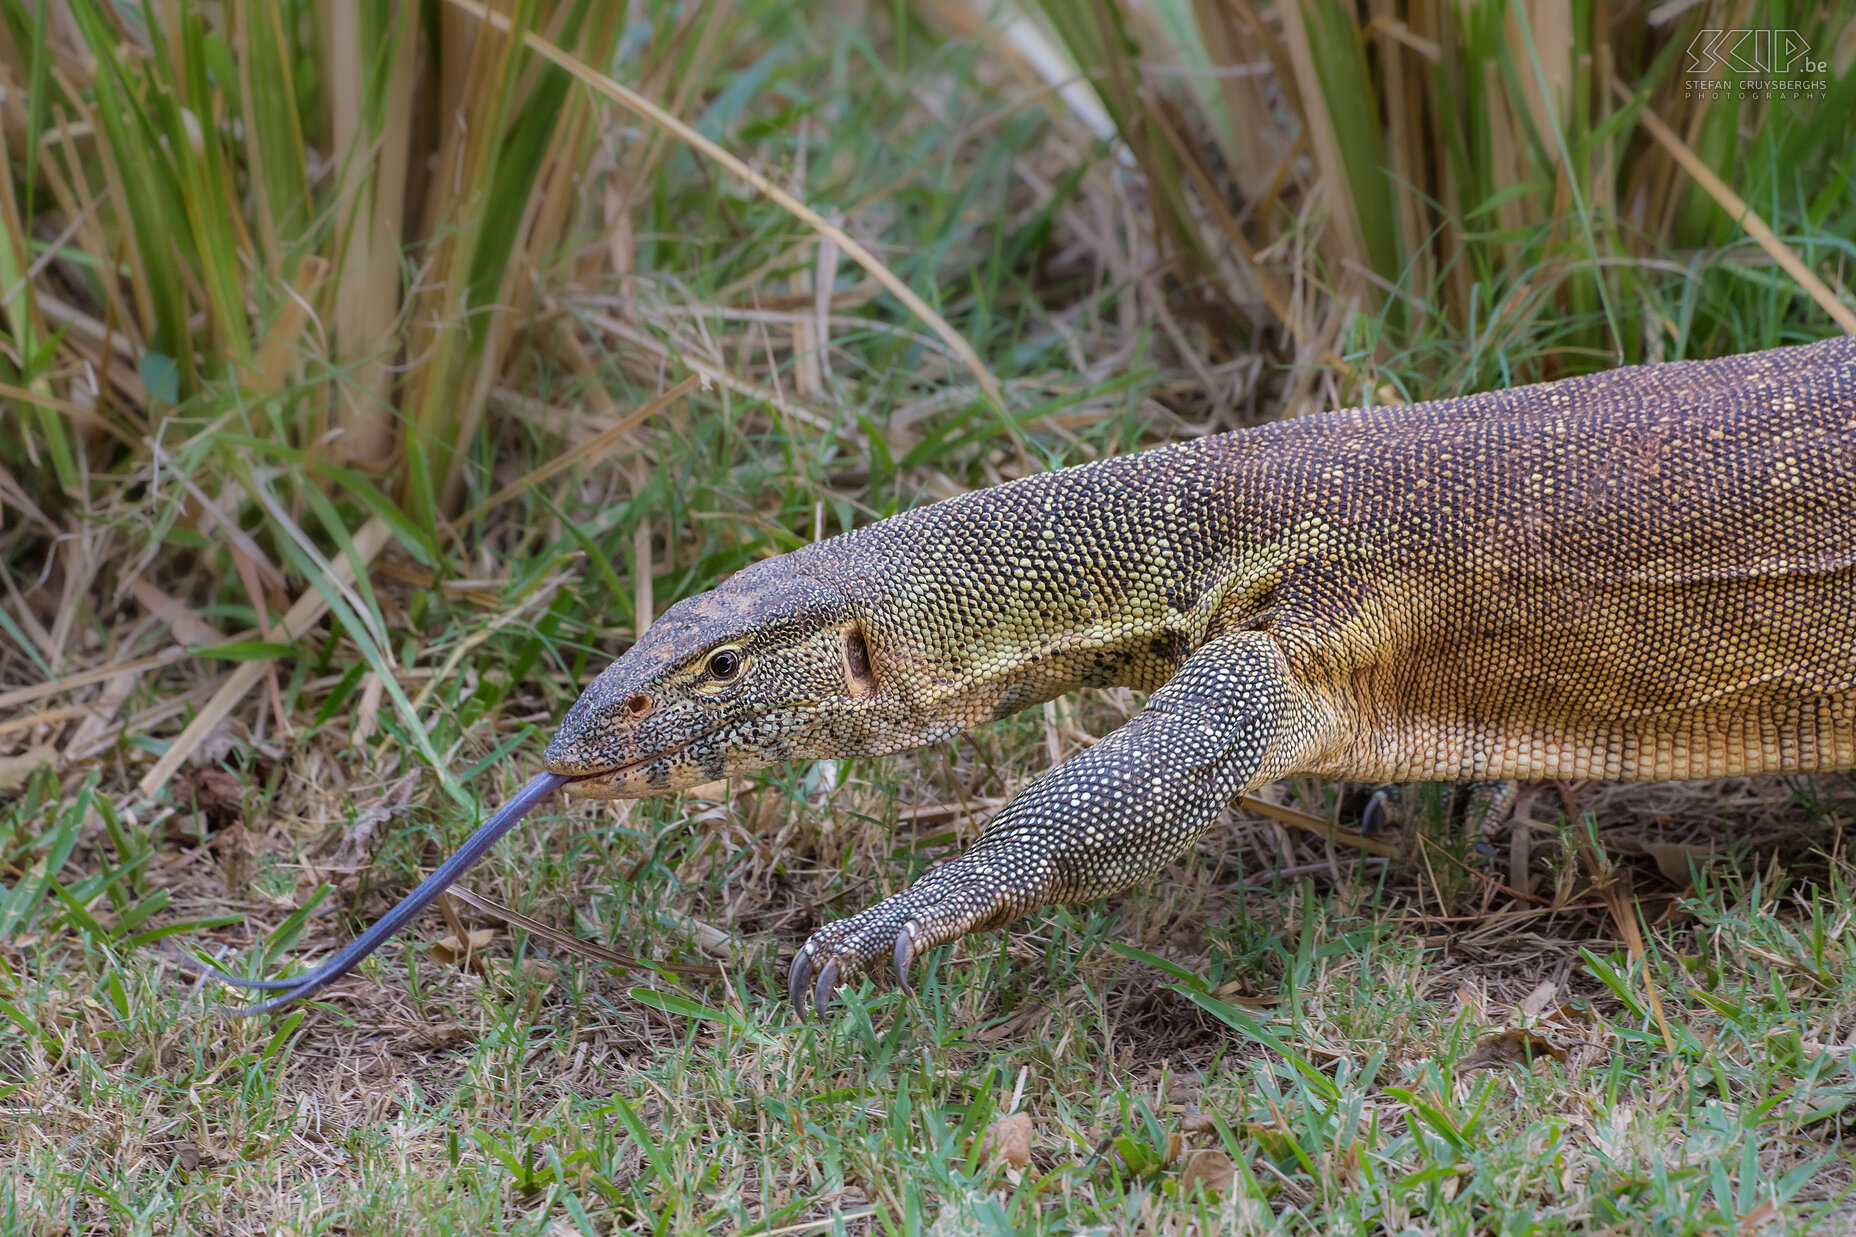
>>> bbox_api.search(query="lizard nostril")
[624,693,653,718]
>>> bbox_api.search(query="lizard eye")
[706,648,743,681]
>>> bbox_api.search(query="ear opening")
[842,625,877,695]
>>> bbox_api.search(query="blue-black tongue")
[175,770,573,1015]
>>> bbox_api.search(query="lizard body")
[544,336,1856,1008]
[204,337,1856,1016]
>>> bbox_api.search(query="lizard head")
[543,549,912,798]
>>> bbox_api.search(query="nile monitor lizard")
[206,337,1856,1016]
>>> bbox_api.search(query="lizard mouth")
[556,736,700,798]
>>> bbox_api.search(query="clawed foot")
[787,862,1035,1017]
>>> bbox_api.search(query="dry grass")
[3,0,1856,1232]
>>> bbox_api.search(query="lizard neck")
[831,436,1261,731]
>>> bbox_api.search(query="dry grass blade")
[756,1209,880,1237]
[319,0,417,467]
[1616,79,1855,336]
[245,256,329,395]
[1578,832,1677,1053]
[127,579,224,647]
[1239,793,1399,859]
[0,625,288,712]
[446,886,723,978]
[136,518,392,798]
[0,705,100,735]
[0,649,189,711]
[581,309,871,448]
[455,373,701,527]
[1418,832,1546,906]
[0,381,92,419]
[443,0,1008,417]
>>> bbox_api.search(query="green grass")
[3,0,1856,1232]
[4,757,1854,1233]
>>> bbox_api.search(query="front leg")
[790,631,1308,1014]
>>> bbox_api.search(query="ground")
[4,692,1855,1232]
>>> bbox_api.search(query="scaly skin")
[544,337,1856,1013]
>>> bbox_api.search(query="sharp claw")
[1361,789,1389,836]
[789,947,814,1017]
[894,926,915,994]
[813,958,840,1018]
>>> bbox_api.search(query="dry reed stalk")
[1187,0,1291,200]
[1369,0,1432,307]
[321,0,417,468]
[1273,0,1374,302]
[444,0,1009,419]
[1506,0,1572,167]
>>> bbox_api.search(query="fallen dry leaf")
[1181,1113,1218,1136]
[1637,840,1723,887]
[507,958,561,1012]
[1551,999,1597,1025]
[974,1000,1049,1043]
[410,1024,475,1051]
[431,928,495,970]
[313,770,422,890]
[1458,1027,1567,1072]
[1738,1200,1779,1235]
[686,779,728,802]
[512,958,559,986]
[165,1139,211,1171]
[177,766,245,831]
[1179,1149,1236,1195]
[978,1111,1033,1169]
[0,744,56,792]
[1210,981,1280,1006]
[1520,979,1558,1018]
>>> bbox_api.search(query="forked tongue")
[174,770,573,1015]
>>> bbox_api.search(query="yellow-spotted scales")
[544,337,1856,1014]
